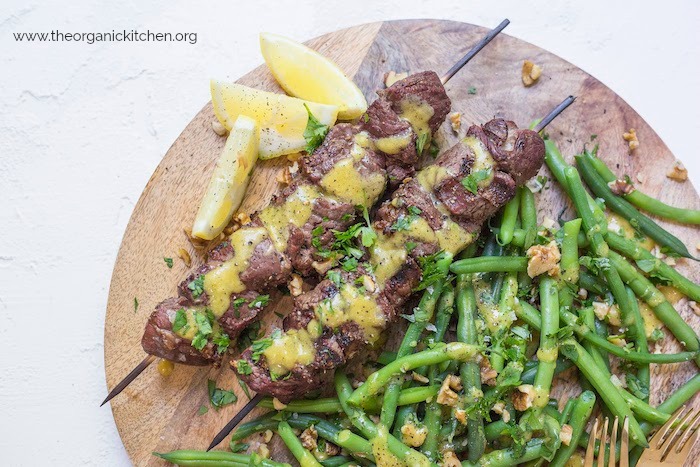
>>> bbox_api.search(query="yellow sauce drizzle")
[259,184,320,252]
[262,328,316,376]
[370,424,405,467]
[203,227,268,317]
[172,307,201,340]
[320,157,385,206]
[415,165,450,191]
[606,213,655,251]
[374,131,412,155]
[316,284,386,343]
[398,96,434,138]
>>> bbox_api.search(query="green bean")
[559,399,576,424]
[334,373,435,466]
[258,398,342,413]
[230,412,279,442]
[285,415,374,461]
[462,438,546,467]
[559,306,696,363]
[392,405,414,439]
[521,356,573,385]
[450,256,527,274]
[376,351,396,365]
[579,270,608,296]
[558,338,647,447]
[456,275,486,461]
[491,272,518,372]
[618,388,672,425]
[319,457,352,467]
[549,391,596,467]
[606,232,700,302]
[576,153,696,259]
[587,150,700,224]
[498,188,521,245]
[347,342,481,406]
[560,218,582,310]
[609,250,700,357]
[626,287,650,401]
[520,186,538,249]
[154,450,290,467]
[379,254,452,427]
[533,277,560,407]
[277,421,323,467]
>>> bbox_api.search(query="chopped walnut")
[300,426,318,451]
[664,256,677,266]
[522,60,542,87]
[400,422,428,447]
[289,274,304,297]
[437,376,461,406]
[696,241,700,251]
[480,359,498,386]
[441,450,461,467]
[454,408,467,425]
[263,429,274,443]
[177,248,192,267]
[287,152,302,162]
[512,385,536,411]
[689,301,700,317]
[277,166,293,185]
[322,441,341,457]
[541,217,557,229]
[526,241,561,278]
[636,173,645,184]
[362,275,376,293]
[412,372,429,384]
[212,120,227,136]
[312,259,334,275]
[449,112,462,133]
[666,161,688,182]
[560,424,573,446]
[623,128,639,151]
[608,178,635,196]
[256,443,270,459]
[593,301,622,327]
[272,398,287,411]
[385,70,408,87]
[492,402,511,423]
[289,160,299,174]
[235,212,251,225]
[578,288,588,300]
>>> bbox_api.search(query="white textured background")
[1,0,699,465]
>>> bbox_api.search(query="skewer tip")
[207,393,264,451]
[534,95,576,133]
[101,354,156,407]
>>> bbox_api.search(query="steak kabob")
[208,97,576,448]
[102,19,511,406]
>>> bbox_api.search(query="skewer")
[207,393,264,451]
[100,354,155,406]
[440,18,510,84]
[101,19,512,410]
[206,94,577,449]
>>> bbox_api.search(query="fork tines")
[585,415,629,467]
[641,406,700,465]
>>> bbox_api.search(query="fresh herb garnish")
[468,86,477,95]
[172,309,188,333]
[197,405,209,415]
[341,257,359,272]
[358,206,377,247]
[250,329,282,362]
[362,114,370,123]
[213,332,230,354]
[415,251,449,292]
[461,168,492,195]
[236,359,253,375]
[249,294,270,309]
[391,206,422,232]
[188,275,205,298]
[164,257,173,268]
[207,379,238,409]
[134,297,139,313]
[327,270,343,287]
[416,132,429,155]
[303,104,329,154]
[229,442,249,453]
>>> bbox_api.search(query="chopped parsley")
[341,256,359,272]
[190,310,215,351]
[468,86,477,95]
[213,332,230,354]
[229,442,249,453]
[134,297,139,313]
[416,132,429,156]
[250,329,282,362]
[172,309,188,333]
[303,104,329,154]
[391,205,422,232]
[461,168,492,195]
[207,379,238,409]
[188,275,205,298]
[429,140,439,158]
[197,405,208,415]
[415,251,449,292]
[362,114,370,123]
[327,270,343,287]
[236,359,253,375]
[358,206,377,247]
[405,242,417,253]
[249,294,270,309]
[164,257,173,268]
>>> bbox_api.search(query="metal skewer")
[101,18,513,411]
[101,354,155,406]
[206,94,577,449]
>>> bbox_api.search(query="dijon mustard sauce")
[398,96,434,139]
[259,184,321,252]
[374,131,412,155]
[203,227,268,317]
[320,158,385,206]
[262,328,316,376]
[315,283,386,344]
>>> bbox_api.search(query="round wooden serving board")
[104,19,700,466]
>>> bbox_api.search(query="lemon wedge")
[211,80,338,159]
[260,33,367,120]
[192,115,259,240]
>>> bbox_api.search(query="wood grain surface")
[104,19,700,466]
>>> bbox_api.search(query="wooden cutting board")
[104,19,700,466]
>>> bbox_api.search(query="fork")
[585,416,629,467]
[638,406,700,467]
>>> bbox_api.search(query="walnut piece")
[449,112,462,133]
[263,429,274,443]
[454,408,467,425]
[211,120,227,136]
[441,450,462,467]
[400,422,428,447]
[289,274,304,297]
[272,398,287,411]
[593,301,622,327]
[235,212,251,225]
[385,70,408,87]
[526,241,561,278]
[277,166,293,185]
[689,301,700,317]
[623,128,639,151]
[560,424,573,446]
[608,178,635,196]
[522,60,542,87]
[492,402,511,423]
[480,358,498,386]
[300,426,318,451]
[312,259,334,275]
[666,161,688,182]
[177,247,192,267]
[412,372,429,384]
[437,376,461,406]
[512,384,536,411]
